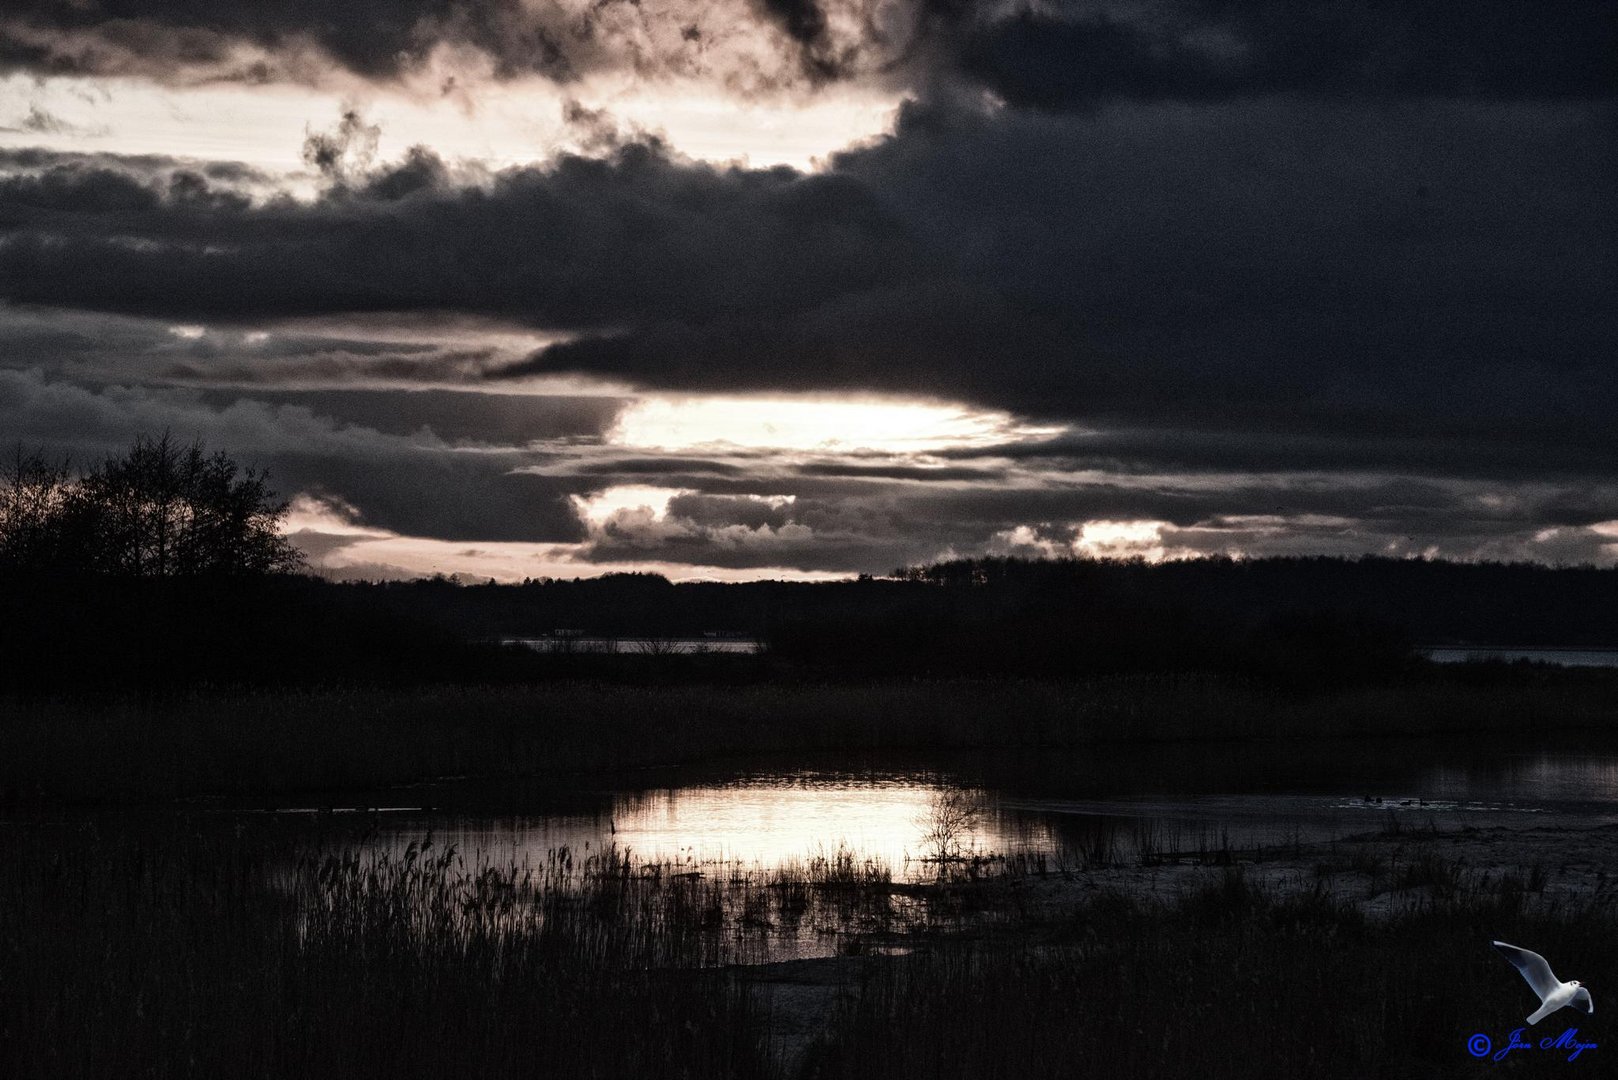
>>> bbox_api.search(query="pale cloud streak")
[0,71,901,175]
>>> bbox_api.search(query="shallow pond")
[252,733,1618,880]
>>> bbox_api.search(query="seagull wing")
[1493,941,1561,1001]
[1572,987,1594,1014]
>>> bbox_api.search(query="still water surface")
[1422,646,1618,668]
[502,636,762,654]
[272,736,1618,880]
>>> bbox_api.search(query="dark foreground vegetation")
[810,878,1613,1080]
[0,822,771,1079]
[1,817,1607,1079]
[5,668,1617,807]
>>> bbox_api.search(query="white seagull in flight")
[1492,940,1594,1025]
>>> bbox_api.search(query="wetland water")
[1421,646,1618,667]
[10,733,1618,974]
[251,733,1618,880]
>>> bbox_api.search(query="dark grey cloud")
[2,3,1615,573]
[508,99,1617,482]
[194,388,623,447]
[0,147,274,189]
[560,461,1618,571]
[3,0,1610,106]
[796,461,1001,482]
[953,421,1618,485]
[0,367,591,543]
[947,1,1618,109]
[0,304,525,388]
[0,0,880,93]
[5,351,1615,571]
[1,0,584,84]
[3,94,1614,496]
[571,456,752,478]
[0,140,933,326]
[752,0,862,83]
[273,451,584,543]
[669,491,792,530]
[301,109,381,183]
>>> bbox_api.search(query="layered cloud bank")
[1,1,1614,578]
[5,1,1611,101]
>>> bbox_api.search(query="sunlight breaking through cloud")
[610,395,1061,454]
[571,485,687,525]
[1074,520,1170,561]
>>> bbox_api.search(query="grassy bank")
[3,670,1616,806]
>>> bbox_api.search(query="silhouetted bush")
[2,433,301,578]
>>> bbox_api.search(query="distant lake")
[501,639,1618,665]
[1421,645,1618,668]
[502,636,762,654]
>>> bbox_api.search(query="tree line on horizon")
[2,434,1617,693]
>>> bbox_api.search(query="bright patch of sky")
[0,72,900,177]
[611,394,1062,453]
[571,485,687,525]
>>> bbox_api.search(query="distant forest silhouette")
[4,437,1618,693]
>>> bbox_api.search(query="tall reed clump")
[0,817,946,1079]
[0,821,777,1080]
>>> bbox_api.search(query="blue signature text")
[1467,1028,1598,1063]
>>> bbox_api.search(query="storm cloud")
[5,101,1612,451]
[0,366,597,542]
[1,1,1614,575]
[3,1,1611,105]
[0,139,934,326]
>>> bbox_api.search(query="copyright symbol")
[1468,1033,1491,1058]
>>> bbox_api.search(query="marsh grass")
[0,822,814,1079]
[3,814,1610,1079]
[0,815,965,1078]
[1128,821,1238,868]
[803,867,1618,1080]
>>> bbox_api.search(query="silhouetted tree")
[0,447,74,572]
[0,434,302,578]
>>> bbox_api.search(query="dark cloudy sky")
[2,1,1615,579]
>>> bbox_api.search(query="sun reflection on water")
[366,779,1053,882]
[608,781,961,869]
